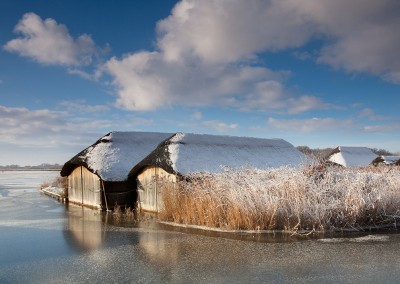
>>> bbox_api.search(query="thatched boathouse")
[326,146,378,167]
[60,131,172,209]
[372,155,400,166]
[128,133,308,212]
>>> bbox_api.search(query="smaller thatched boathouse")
[128,133,308,212]
[326,146,378,167]
[60,131,173,209]
[372,155,400,166]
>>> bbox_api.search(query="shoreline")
[157,220,399,235]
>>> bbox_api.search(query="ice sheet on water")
[319,235,389,243]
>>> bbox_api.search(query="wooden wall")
[68,166,102,209]
[137,166,176,212]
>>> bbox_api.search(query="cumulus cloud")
[267,117,353,132]
[8,1,400,114]
[106,51,318,112]
[103,0,321,112]
[156,0,313,64]
[286,0,400,82]
[105,0,400,113]
[104,36,326,113]
[4,12,97,66]
[157,0,400,79]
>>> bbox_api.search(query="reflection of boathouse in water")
[61,131,307,211]
[64,207,105,251]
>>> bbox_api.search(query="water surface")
[1,171,400,283]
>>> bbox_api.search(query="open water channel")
[1,170,400,283]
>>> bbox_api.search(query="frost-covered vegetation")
[160,166,400,232]
[41,176,68,199]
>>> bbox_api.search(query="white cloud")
[0,105,111,147]
[358,108,391,121]
[0,105,66,143]
[239,81,327,114]
[105,52,171,111]
[0,105,117,165]
[4,12,97,66]
[156,0,313,64]
[106,0,400,113]
[286,0,400,82]
[202,120,238,132]
[105,40,326,113]
[8,1,400,117]
[103,0,323,112]
[363,123,400,133]
[59,100,110,113]
[156,0,400,82]
[267,117,353,132]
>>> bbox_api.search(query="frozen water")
[1,171,400,283]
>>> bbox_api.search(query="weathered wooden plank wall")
[137,166,176,212]
[68,166,102,208]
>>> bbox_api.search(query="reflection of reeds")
[112,204,138,223]
[160,166,400,232]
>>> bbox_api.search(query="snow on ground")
[41,186,64,197]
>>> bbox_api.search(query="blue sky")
[1,0,400,166]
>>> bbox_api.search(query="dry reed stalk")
[159,166,400,232]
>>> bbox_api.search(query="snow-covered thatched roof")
[129,132,308,176]
[60,131,173,181]
[372,155,400,166]
[327,146,378,167]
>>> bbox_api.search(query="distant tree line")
[0,163,62,170]
[369,148,395,156]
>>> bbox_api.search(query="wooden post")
[102,180,109,211]
[155,167,157,213]
[80,166,83,205]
